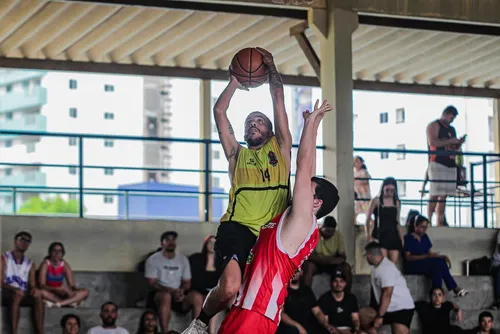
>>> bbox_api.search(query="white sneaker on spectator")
[455,288,468,297]
[43,300,54,308]
[182,319,208,334]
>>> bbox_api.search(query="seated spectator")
[303,216,352,291]
[415,287,463,334]
[38,242,89,308]
[403,214,468,297]
[360,242,415,334]
[188,235,219,334]
[136,310,160,334]
[490,230,500,309]
[87,301,129,334]
[317,269,364,334]
[277,269,329,334]
[61,313,81,334]
[145,231,193,333]
[465,311,497,334]
[1,231,44,334]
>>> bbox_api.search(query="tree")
[19,196,83,214]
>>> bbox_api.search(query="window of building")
[5,112,13,120]
[26,142,35,153]
[5,140,12,148]
[68,194,77,200]
[5,196,12,204]
[6,85,12,93]
[104,112,114,120]
[104,168,114,175]
[69,137,77,146]
[104,140,114,147]
[397,181,407,197]
[104,84,115,92]
[213,150,220,160]
[69,108,77,118]
[396,108,405,124]
[380,152,389,159]
[396,144,406,160]
[212,176,220,188]
[489,116,494,143]
[5,168,12,176]
[103,195,114,203]
[69,167,77,175]
[379,112,388,124]
[69,79,77,90]
[22,81,30,91]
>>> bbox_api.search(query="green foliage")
[19,196,82,214]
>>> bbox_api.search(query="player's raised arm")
[256,48,292,163]
[213,76,246,162]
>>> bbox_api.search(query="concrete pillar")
[199,79,212,222]
[493,99,500,227]
[309,7,358,266]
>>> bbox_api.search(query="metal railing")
[354,147,500,228]
[1,130,499,227]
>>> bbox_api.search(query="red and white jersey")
[233,207,319,324]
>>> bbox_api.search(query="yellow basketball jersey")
[220,136,290,236]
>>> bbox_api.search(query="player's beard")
[245,131,269,147]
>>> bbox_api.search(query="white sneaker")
[182,319,209,334]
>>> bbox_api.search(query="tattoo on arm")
[228,124,234,135]
[268,64,283,89]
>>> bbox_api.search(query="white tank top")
[3,251,32,291]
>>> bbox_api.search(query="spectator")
[360,242,415,334]
[87,301,129,334]
[317,269,363,334]
[365,177,404,264]
[491,230,500,309]
[38,241,89,307]
[303,216,352,290]
[136,310,160,334]
[1,231,44,334]
[415,287,463,334]
[354,155,372,227]
[465,311,497,334]
[61,313,81,334]
[188,235,219,334]
[277,269,329,334]
[404,214,468,297]
[145,231,193,333]
[426,105,466,226]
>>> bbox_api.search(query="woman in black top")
[188,235,218,334]
[365,177,404,264]
[416,287,463,334]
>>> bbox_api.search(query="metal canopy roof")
[1,0,500,97]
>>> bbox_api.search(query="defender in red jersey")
[218,100,340,334]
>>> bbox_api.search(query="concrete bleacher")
[4,271,499,333]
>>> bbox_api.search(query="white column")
[310,6,358,266]
[199,79,212,222]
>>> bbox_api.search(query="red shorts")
[218,307,277,334]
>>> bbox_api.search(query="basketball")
[229,48,269,89]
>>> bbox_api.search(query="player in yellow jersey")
[184,48,292,334]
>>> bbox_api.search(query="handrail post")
[12,187,17,214]
[78,136,84,218]
[470,164,475,228]
[483,155,488,227]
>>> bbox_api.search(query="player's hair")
[312,177,339,219]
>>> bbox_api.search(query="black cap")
[161,231,178,241]
[332,269,346,281]
[322,216,337,228]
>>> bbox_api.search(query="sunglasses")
[18,237,32,243]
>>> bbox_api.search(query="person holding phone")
[403,214,468,297]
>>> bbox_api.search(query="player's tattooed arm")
[267,62,283,90]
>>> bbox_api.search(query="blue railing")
[1,130,499,227]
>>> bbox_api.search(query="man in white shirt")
[87,301,129,334]
[360,242,415,334]
[145,231,193,333]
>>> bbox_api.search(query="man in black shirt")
[415,287,462,334]
[317,269,363,333]
[465,311,497,334]
[277,270,331,334]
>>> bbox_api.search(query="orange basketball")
[229,48,269,89]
